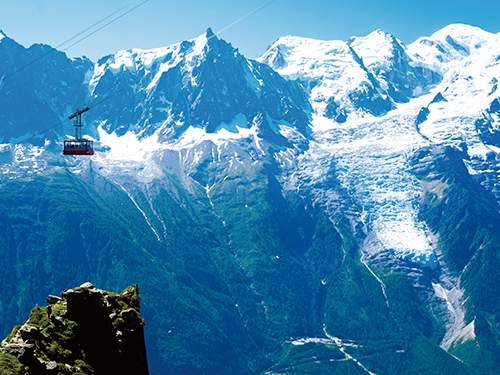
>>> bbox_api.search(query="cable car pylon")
[63,107,94,155]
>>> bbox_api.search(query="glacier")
[260,23,500,267]
[282,99,437,266]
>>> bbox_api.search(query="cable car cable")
[61,0,149,54]
[14,0,150,140]
[56,0,147,52]
[0,0,149,87]
[211,0,276,39]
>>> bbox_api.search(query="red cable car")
[63,107,94,156]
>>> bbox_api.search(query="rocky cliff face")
[0,282,149,375]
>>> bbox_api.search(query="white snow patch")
[96,125,161,162]
[291,337,331,346]
[310,113,344,132]
[279,123,306,144]
[487,144,500,154]
[172,123,256,150]
[108,50,137,74]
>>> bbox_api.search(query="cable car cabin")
[64,107,94,155]
[63,139,94,155]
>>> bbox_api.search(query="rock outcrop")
[0,282,149,375]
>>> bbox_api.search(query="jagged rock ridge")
[0,282,149,375]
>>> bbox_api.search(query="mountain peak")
[372,28,391,37]
[432,23,491,38]
[429,23,495,51]
[206,27,215,38]
[349,28,402,49]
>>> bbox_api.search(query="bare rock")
[46,295,62,305]
[19,325,39,342]
[121,309,142,329]
[0,342,35,358]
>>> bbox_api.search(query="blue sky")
[1,0,500,62]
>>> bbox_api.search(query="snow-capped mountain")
[259,35,393,121]
[0,24,499,375]
[87,28,309,142]
[348,29,442,101]
[259,23,500,265]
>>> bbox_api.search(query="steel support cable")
[0,0,149,87]
[56,0,146,51]
[211,0,276,39]
[61,0,149,54]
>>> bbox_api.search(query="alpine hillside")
[0,24,499,374]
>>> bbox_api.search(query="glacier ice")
[264,25,500,267]
[308,105,436,266]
